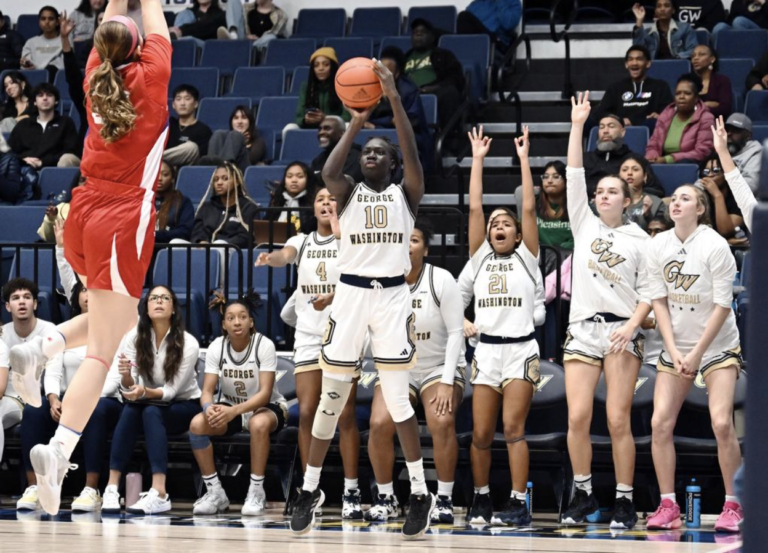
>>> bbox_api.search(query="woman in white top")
[465,126,539,527]
[562,93,653,530]
[646,183,743,533]
[256,186,363,519]
[101,286,201,516]
[711,116,757,233]
[188,296,287,517]
[0,341,21,474]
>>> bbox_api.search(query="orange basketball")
[334,57,383,109]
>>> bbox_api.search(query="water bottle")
[685,479,701,528]
[126,472,142,508]
[525,481,533,513]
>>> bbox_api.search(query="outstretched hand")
[468,126,493,159]
[632,3,646,24]
[59,11,75,38]
[372,59,398,99]
[711,115,729,154]
[345,103,377,126]
[571,91,591,125]
[514,125,530,159]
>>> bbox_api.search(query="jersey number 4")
[489,274,508,295]
[316,262,327,282]
[364,205,388,229]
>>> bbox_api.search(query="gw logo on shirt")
[663,260,700,291]
[590,239,626,268]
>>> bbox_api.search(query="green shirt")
[294,80,351,127]
[662,114,692,159]
[404,50,437,88]
[536,203,574,250]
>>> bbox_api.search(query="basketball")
[334,57,383,109]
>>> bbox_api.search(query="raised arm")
[373,60,424,213]
[468,126,493,256]
[566,92,594,234]
[254,245,298,268]
[712,115,756,232]
[321,107,372,210]
[568,91,590,169]
[514,125,538,257]
[141,0,171,41]
[105,0,128,20]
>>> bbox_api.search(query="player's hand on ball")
[345,103,377,125]
[372,59,398,98]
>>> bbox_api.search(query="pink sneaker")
[714,501,743,533]
[646,499,682,530]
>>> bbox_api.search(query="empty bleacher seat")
[197,97,252,131]
[350,8,401,38]
[171,39,197,68]
[168,68,219,100]
[16,14,40,42]
[407,6,458,34]
[438,34,490,101]
[745,90,768,123]
[0,206,48,243]
[255,96,299,132]
[281,129,322,163]
[695,28,710,47]
[290,66,310,94]
[714,29,768,63]
[244,165,287,207]
[68,103,81,131]
[200,40,253,78]
[323,38,374,64]
[651,164,699,196]
[587,126,649,154]
[378,36,412,58]
[24,167,79,206]
[647,59,691,93]
[52,70,71,110]
[176,166,216,205]
[264,39,317,75]
[752,125,768,144]
[720,58,754,112]
[229,67,285,104]
[293,8,347,39]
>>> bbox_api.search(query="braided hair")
[194,161,257,242]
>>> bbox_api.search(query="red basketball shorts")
[64,179,156,299]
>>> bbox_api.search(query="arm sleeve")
[21,38,32,60]
[678,26,698,59]
[267,9,290,37]
[710,240,737,308]
[284,235,306,264]
[534,268,546,327]
[43,352,64,397]
[632,25,651,48]
[469,240,493,275]
[294,82,308,126]
[645,116,666,159]
[56,246,78,302]
[157,197,195,242]
[724,168,757,232]
[37,214,55,243]
[161,335,200,401]
[258,337,277,372]
[139,35,172,105]
[248,137,266,165]
[565,166,594,238]
[497,0,522,32]
[437,274,464,385]
[280,290,298,328]
[645,238,668,301]
[191,208,209,243]
[204,339,221,375]
[635,237,653,306]
[458,259,474,310]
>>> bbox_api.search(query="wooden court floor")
[0,507,742,553]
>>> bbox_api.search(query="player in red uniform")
[8,0,171,515]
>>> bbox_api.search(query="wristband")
[203,402,212,414]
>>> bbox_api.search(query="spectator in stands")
[8,82,79,203]
[1,72,35,134]
[535,161,573,260]
[457,0,522,47]
[691,45,732,119]
[620,153,667,230]
[405,18,465,128]
[697,153,744,238]
[310,116,364,184]
[170,0,227,45]
[37,171,84,243]
[747,49,768,91]
[155,161,194,243]
[205,106,266,172]
[674,0,727,33]
[0,10,24,72]
[647,214,673,236]
[725,113,762,193]
[631,1,698,60]
[21,6,64,79]
[69,0,106,42]
[218,0,289,53]
[266,162,317,233]
[712,0,768,35]
[645,73,715,164]
[289,47,348,132]
[164,85,212,167]
[584,114,633,195]
[101,286,201,515]
[0,282,26,473]
[1,278,60,511]
[192,161,260,248]
[596,45,673,127]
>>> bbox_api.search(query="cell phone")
[305,108,320,115]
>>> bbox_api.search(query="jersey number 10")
[364,205,388,229]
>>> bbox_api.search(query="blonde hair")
[88,21,137,143]
[675,184,712,226]
[195,162,257,241]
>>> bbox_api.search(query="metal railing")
[550,0,579,100]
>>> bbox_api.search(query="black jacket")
[192,193,260,249]
[596,77,673,126]
[0,27,23,72]
[584,143,665,199]
[730,0,768,28]
[63,49,86,155]
[8,113,78,167]
[676,0,727,32]
[311,142,364,184]
[155,194,195,243]
[179,6,227,41]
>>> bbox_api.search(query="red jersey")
[82,34,171,192]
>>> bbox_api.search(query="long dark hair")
[537,160,569,222]
[2,71,32,117]
[135,287,186,385]
[69,278,87,317]
[229,105,256,144]
[270,162,316,208]
[156,161,184,232]
[620,152,660,194]
[306,58,342,114]
[75,0,99,18]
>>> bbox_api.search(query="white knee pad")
[377,370,415,423]
[311,376,353,440]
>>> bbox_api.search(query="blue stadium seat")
[255,96,299,131]
[745,90,768,123]
[198,97,252,131]
[264,39,317,75]
[0,206,48,243]
[290,66,310,94]
[229,67,285,105]
[171,39,197,68]
[176,166,216,205]
[68,103,81,131]
[378,36,412,58]
[350,8,401,38]
[720,58,754,111]
[52,70,71,110]
[587,126,649,154]
[24,167,79,206]
[651,164,699,196]
[714,29,768,63]
[293,8,347,39]
[647,59,691,93]
[438,34,490,101]
[281,130,322,164]
[261,128,278,162]
[752,125,768,144]
[695,28,710,47]
[200,40,253,78]
[323,38,373,64]
[169,68,220,100]
[421,94,437,128]
[0,69,47,101]
[407,6,458,34]
[244,165,287,207]
[16,14,40,42]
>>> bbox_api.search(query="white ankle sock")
[574,474,593,495]
[41,330,66,359]
[405,459,428,495]
[344,478,358,493]
[616,484,633,500]
[250,474,265,492]
[725,495,739,505]
[377,481,394,496]
[203,473,220,489]
[437,480,454,497]
[474,485,490,495]
[302,465,321,492]
[511,490,526,501]
[661,493,677,504]
[52,425,81,459]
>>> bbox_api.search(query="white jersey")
[470,240,539,338]
[337,182,415,277]
[566,167,652,323]
[647,225,740,355]
[410,264,465,381]
[284,231,339,336]
[1,320,61,400]
[724,168,757,232]
[205,334,285,407]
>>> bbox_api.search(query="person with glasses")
[535,161,573,253]
[100,286,201,515]
[711,115,757,233]
[696,153,744,239]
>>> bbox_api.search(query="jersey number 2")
[364,205,387,229]
[234,381,246,397]
[489,274,508,295]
